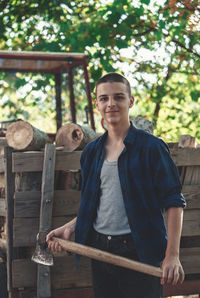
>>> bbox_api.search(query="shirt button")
[108,236,112,240]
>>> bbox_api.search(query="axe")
[32,236,163,278]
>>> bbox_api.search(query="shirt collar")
[123,121,137,145]
[98,121,137,147]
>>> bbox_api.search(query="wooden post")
[4,147,15,294]
[37,144,56,298]
[82,60,95,131]
[68,67,76,123]
[55,73,62,131]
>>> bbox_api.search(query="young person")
[46,73,186,298]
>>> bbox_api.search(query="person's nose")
[108,96,115,107]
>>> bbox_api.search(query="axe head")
[31,232,54,266]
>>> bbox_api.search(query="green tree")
[0,0,199,140]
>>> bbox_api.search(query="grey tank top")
[93,159,131,235]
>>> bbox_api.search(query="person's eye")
[100,97,108,101]
[115,95,123,100]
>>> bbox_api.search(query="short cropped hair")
[95,73,131,97]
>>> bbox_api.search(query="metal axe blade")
[31,232,54,266]
[31,243,54,266]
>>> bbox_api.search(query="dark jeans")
[87,228,162,298]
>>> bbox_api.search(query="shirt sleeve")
[150,139,186,209]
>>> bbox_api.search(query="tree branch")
[170,38,200,59]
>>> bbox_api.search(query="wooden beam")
[0,198,6,216]
[13,209,200,246]
[11,148,200,172]
[14,189,80,217]
[0,156,5,173]
[82,61,95,131]
[163,280,200,297]
[12,249,200,289]
[182,185,200,209]
[55,73,62,131]
[68,67,76,123]
[13,216,74,247]
[12,151,81,172]
[12,256,92,289]
[0,238,7,251]
[5,147,15,292]
[37,144,56,298]
[0,50,88,59]
[170,148,200,166]
[182,209,200,237]
[180,247,200,274]
[19,288,94,298]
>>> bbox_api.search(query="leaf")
[141,0,150,5]
[190,90,200,102]
[159,20,165,30]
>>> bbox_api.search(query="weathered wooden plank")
[13,216,74,247]
[12,151,82,172]
[0,137,7,156]
[12,256,92,289]
[182,185,200,209]
[163,280,200,297]
[0,57,86,73]
[37,144,56,298]
[170,148,200,166]
[180,247,200,274]
[182,166,200,185]
[0,198,6,216]
[0,172,5,188]
[0,156,5,173]
[0,238,7,251]
[182,209,200,237]
[14,190,80,217]
[12,247,200,289]
[181,236,200,248]
[19,288,94,298]
[5,147,15,291]
[39,144,56,234]
[13,208,200,246]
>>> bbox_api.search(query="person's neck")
[106,121,130,144]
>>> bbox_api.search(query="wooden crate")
[0,147,200,297]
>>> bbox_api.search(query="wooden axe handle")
[52,237,162,278]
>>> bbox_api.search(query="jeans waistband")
[91,228,133,242]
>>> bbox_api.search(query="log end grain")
[6,121,51,151]
[6,121,33,150]
[55,123,84,152]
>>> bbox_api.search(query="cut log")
[55,123,96,151]
[6,120,51,151]
[131,116,154,134]
[101,116,154,134]
[178,135,196,148]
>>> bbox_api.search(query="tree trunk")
[6,120,51,151]
[55,123,96,151]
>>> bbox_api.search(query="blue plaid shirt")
[75,123,186,265]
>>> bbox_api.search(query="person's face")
[95,82,134,126]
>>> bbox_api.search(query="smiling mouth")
[105,111,119,113]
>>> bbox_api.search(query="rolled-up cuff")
[161,193,186,209]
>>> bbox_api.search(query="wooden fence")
[0,144,200,297]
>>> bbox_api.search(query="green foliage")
[0,0,199,141]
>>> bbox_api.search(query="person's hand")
[161,255,185,286]
[46,224,74,253]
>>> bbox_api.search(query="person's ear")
[129,96,134,108]
[95,99,99,111]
